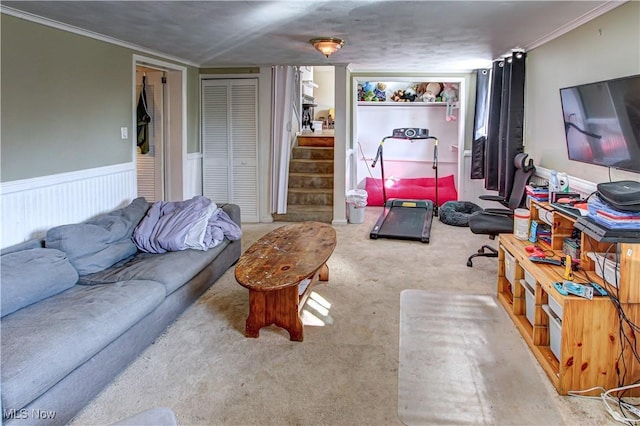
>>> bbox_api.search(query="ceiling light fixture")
[310,37,345,58]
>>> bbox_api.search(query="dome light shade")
[310,37,345,58]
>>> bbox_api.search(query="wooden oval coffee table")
[235,222,337,341]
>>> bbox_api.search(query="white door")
[202,78,259,222]
[136,68,165,202]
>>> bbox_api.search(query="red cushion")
[364,175,458,206]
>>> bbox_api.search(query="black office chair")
[467,153,536,267]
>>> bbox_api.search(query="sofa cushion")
[0,279,165,412]
[45,198,149,275]
[79,240,230,295]
[1,248,79,317]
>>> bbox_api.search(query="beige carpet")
[398,290,563,425]
[70,207,616,425]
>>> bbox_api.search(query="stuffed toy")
[422,82,442,103]
[403,87,417,102]
[390,83,421,102]
[374,82,387,101]
[359,81,386,102]
[416,82,429,96]
[441,82,458,121]
[360,81,376,101]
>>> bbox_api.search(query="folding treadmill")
[369,128,439,243]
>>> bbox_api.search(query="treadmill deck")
[370,199,434,243]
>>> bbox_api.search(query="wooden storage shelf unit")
[497,199,640,396]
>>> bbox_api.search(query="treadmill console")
[392,128,429,139]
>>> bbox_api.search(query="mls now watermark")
[3,409,57,420]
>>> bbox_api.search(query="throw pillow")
[45,197,149,275]
[1,248,79,317]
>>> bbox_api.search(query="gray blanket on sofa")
[133,196,241,254]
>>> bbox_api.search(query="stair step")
[292,146,334,160]
[273,205,333,223]
[285,205,333,212]
[288,173,333,189]
[290,159,334,174]
[287,187,333,205]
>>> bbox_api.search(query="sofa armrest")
[219,203,241,227]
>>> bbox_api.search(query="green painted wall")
[1,14,201,182]
[1,15,132,181]
[525,1,640,182]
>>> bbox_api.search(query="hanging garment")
[137,76,152,154]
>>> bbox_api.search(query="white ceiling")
[2,1,625,72]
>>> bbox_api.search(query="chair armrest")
[484,208,513,216]
[479,194,507,203]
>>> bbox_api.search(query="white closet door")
[202,83,230,202]
[202,79,259,222]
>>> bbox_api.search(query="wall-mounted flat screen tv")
[559,74,640,173]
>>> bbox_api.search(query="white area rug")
[398,289,563,425]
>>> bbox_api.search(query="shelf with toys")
[357,80,460,123]
[357,81,459,103]
[357,101,459,107]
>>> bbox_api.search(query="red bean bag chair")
[364,175,458,207]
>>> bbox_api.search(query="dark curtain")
[484,61,504,190]
[501,52,526,200]
[497,58,512,196]
[470,69,491,179]
[483,52,526,197]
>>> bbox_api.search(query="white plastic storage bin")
[542,304,562,361]
[586,252,620,287]
[524,268,536,288]
[520,279,535,326]
[548,295,564,320]
[503,246,516,292]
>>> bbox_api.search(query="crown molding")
[1,6,200,68]
[525,0,628,51]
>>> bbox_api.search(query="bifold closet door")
[202,79,259,222]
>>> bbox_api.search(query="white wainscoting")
[532,166,597,197]
[1,163,137,248]
[184,153,203,200]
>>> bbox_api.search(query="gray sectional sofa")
[0,198,242,425]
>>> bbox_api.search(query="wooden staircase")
[273,146,333,223]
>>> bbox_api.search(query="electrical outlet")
[120,127,128,139]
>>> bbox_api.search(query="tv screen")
[559,74,640,173]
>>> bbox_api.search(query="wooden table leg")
[318,263,329,281]
[245,286,304,341]
[245,290,265,338]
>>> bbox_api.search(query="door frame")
[133,54,187,201]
